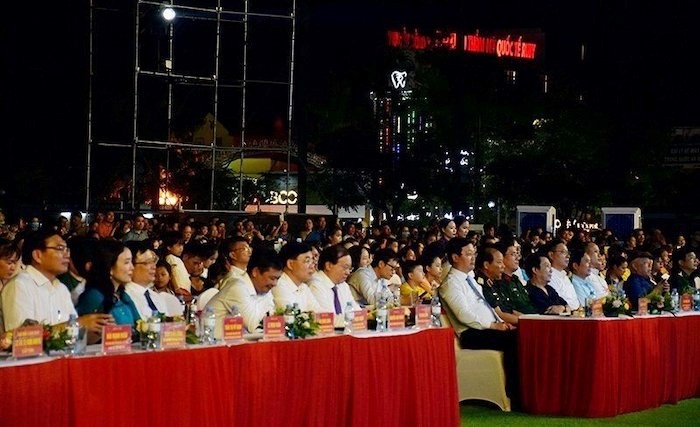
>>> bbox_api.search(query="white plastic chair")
[441,314,511,411]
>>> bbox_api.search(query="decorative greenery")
[602,287,630,317]
[274,306,320,339]
[646,289,673,314]
[43,323,73,352]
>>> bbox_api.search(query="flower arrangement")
[602,287,630,317]
[646,289,673,314]
[274,306,320,339]
[136,312,167,349]
[43,323,73,352]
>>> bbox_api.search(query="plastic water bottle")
[148,310,162,349]
[671,289,679,312]
[284,304,295,339]
[202,306,217,345]
[585,291,595,317]
[376,296,388,333]
[187,304,200,340]
[694,288,700,311]
[430,294,442,327]
[66,313,80,355]
[229,304,241,318]
[343,301,355,334]
[392,286,401,308]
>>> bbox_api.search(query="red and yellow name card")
[637,298,649,316]
[12,326,44,358]
[160,322,186,350]
[263,315,286,341]
[352,309,368,332]
[415,305,431,328]
[315,312,334,335]
[591,300,604,317]
[223,316,244,342]
[102,324,132,354]
[388,308,406,330]
[680,294,693,311]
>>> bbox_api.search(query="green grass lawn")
[460,398,700,426]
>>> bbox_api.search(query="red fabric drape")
[519,314,700,417]
[0,328,459,427]
[0,358,68,427]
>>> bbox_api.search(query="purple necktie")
[332,285,342,314]
[144,290,159,312]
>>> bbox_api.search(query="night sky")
[4,1,700,213]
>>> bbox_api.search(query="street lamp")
[162,7,176,21]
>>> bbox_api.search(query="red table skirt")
[519,313,700,417]
[1,328,459,427]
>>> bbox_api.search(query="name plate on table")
[11,326,44,358]
[315,312,334,335]
[415,305,431,328]
[680,294,693,311]
[160,322,186,350]
[223,316,244,342]
[263,315,286,341]
[591,300,604,317]
[352,309,368,332]
[388,308,406,330]
[637,298,649,316]
[101,324,132,354]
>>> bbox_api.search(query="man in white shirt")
[124,241,166,319]
[1,230,112,333]
[439,237,519,407]
[584,242,610,296]
[347,248,398,306]
[217,237,251,289]
[205,247,282,336]
[308,245,361,328]
[546,239,580,310]
[272,242,321,312]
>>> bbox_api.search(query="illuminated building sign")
[465,34,536,59]
[387,28,541,61]
[390,70,408,89]
[269,190,298,205]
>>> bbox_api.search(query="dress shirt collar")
[447,267,471,283]
[311,271,335,289]
[26,265,60,288]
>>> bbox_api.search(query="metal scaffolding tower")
[87,0,296,212]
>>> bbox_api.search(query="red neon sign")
[465,34,537,60]
[387,28,539,61]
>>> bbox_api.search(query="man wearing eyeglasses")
[124,241,166,319]
[1,229,113,333]
[347,248,399,306]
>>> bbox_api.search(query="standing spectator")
[67,211,88,238]
[121,213,150,242]
[97,211,117,239]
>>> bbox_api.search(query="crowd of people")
[0,209,698,407]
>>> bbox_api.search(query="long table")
[1,328,459,427]
[519,312,700,417]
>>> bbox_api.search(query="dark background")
[3,1,700,228]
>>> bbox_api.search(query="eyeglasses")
[386,262,400,271]
[45,245,70,254]
[135,256,159,265]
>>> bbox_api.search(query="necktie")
[144,290,159,312]
[332,285,342,314]
[466,276,499,322]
